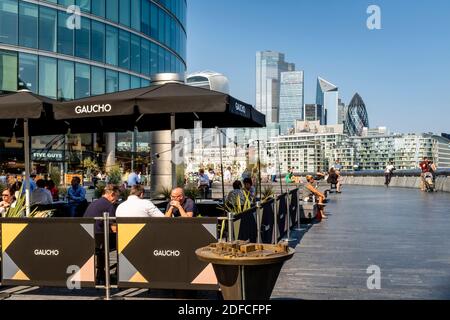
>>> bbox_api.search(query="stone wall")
[341,175,450,192]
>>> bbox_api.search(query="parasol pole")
[24,118,31,217]
[216,127,226,205]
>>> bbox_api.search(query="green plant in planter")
[107,166,122,185]
[158,186,172,200]
[218,190,253,242]
[184,184,200,200]
[261,185,275,202]
[5,187,54,218]
[94,181,107,199]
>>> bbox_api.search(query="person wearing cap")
[303,175,326,221]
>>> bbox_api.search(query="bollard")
[103,212,111,300]
[256,202,262,244]
[294,189,302,231]
[227,211,234,243]
[273,198,279,244]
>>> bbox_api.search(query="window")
[58,60,74,101]
[18,53,38,93]
[150,2,158,38]
[141,0,150,36]
[119,0,130,27]
[130,34,140,73]
[76,0,90,13]
[119,72,130,91]
[19,2,38,48]
[58,0,74,8]
[118,30,130,69]
[0,0,18,45]
[158,9,165,43]
[158,46,165,72]
[39,7,57,52]
[58,11,74,55]
[131,76,140,89]
[91,66,105,96]
[130,0,141,32]
[106,69,118,93]
[39,56,57,98]
[91,0,105,17]
[150,43,158,74]
[106,0,118,23]
[91,21,105,63]
[141,78,150,88]
[0,50,17,92]
[106,26,118,66]
[75,17,90,59]
[75,63,90,99]
[141,38,150,76]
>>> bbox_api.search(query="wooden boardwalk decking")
[272,185,450,300]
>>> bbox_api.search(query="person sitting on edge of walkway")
[327,168,342,193]
[116,185,165,218]
[419,156,431,191]
[165,187,197,217]
[303,175,327,221]
[384,161,396,187]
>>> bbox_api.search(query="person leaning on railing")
[303,175,327,221]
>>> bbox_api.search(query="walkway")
[272,186,450,299]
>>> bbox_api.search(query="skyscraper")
[279,71,304,134]
[304,104,325,124]
[345,93,370,136]
[256,51,295,125]
[337,99,346,125]
[316,77,338,125]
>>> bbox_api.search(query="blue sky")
[186,0,450,134]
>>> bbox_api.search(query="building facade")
[255,51,294,125]
[304,104,325,124]
[0,0,187,175]
[345,93,369,137]
[316,77,338,125]
[279,71,304,134]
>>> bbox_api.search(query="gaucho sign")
[75,104,112,114]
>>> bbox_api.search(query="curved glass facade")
[0,0,187,100]
[345,93,369,137]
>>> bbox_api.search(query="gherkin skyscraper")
[345,93,369,136]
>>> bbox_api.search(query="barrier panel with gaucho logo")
[0,218,96,287]
[116,217,219,290]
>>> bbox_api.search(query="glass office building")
[0,0,187,99]
[0,0,186,175]
[279,71,304,134]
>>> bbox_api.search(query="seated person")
[45,180,59,201]
[116,185,165,218]
[303,175,326,221]
[327,168,342,193]
[67,177,87,217]
[0,187,17,216]
[285,168,294,184]
[225,180,246,209]
[165,187,197,217]
[31,179,53,205]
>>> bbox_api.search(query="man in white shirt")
[116,185,165,218]
[31,179,53,205]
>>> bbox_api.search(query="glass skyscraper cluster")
[0,0,187,100]
[279,71,304,134]
[255,51,294,125]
